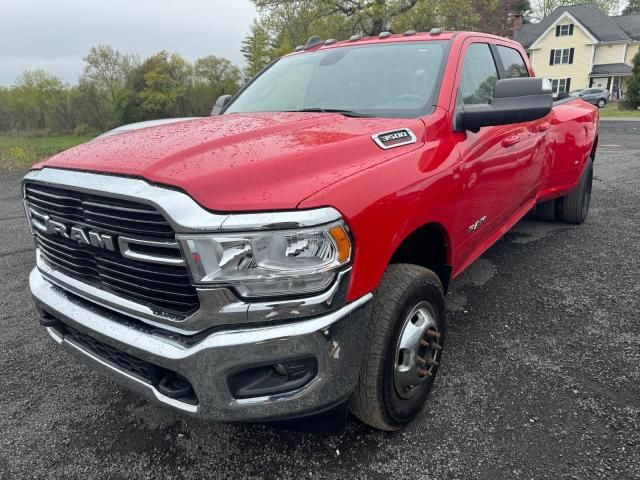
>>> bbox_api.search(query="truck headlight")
[177,223,352,298]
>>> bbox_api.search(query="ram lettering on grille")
[33,215,115,252]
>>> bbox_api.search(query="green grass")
[0,134,94,170]
[599,103,640,118]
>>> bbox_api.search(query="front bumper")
[30,268,372,421]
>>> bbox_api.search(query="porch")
[589,63,633,100]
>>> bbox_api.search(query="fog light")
[228,358,318,399]
[273,363,288,376]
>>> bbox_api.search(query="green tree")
[0,87,11,131]
[9,70,76,132]
[73,78,112,131]
[320,0,422,36]
[623,0,640,14]
[390,0,438,32]
[249,0,524,60]
[0,46,242,135]
[242,19,274,79]
[82,46,138,106]
[255,0,424,37]
[627,50,640,108]
[191,55,242,115]
[80,45,138,128]
[116,51,191,123]
[194,56,242,87]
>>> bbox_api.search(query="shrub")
[627,50,640,108]
[73,123,92,136]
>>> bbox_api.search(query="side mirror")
[211,94,232,115]
[454,78,553,133]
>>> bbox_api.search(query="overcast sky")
[0,0,257,85]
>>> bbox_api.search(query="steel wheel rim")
[393,301,441,399]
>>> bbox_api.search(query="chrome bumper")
[30,268,372,421]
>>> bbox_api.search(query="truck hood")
[38,112,425,211]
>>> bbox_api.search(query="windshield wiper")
[284,108,373,118]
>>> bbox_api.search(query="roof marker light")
[304,35,324,50]
[403,30,416,36]
[324,38,337,45]
[378,31,392,38]
[430,28,442,35]
[349,34,362,41]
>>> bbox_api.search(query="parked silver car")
[571,88,609,108]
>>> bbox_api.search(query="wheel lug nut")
[417,368,432,378]
[420,339,429,347]
[431,342,442,351]
[426,330,441,339]
[416,356,426,366]
[427,358,439,367]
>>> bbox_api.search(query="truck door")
[494,43,548,201]
[451,41,544,262]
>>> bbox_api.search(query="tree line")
[3,0,638,137]
[240,0,627,77]
[0,46,242,135]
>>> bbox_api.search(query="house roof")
[590,63,634,76]
[514,3,637,48]
[613,14,640,40]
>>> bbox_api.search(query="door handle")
[501,134,521,147]
[538,122,551,132]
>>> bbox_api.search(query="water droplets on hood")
[42,112,425,211]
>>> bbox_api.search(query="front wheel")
[349,264,445,431]
[597,98,606,108]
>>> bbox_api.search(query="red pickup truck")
[24,30,598,431]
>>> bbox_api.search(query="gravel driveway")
[1,121,639,480]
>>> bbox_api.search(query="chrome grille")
[25,182,199,315]
[24,183,174,238]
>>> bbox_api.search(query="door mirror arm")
[211,94,233,115]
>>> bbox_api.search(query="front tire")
[349,264,445,431]
[597,98,606,108]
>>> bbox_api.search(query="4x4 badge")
[372,128,417,150]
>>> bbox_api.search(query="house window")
[551,78,572,95]
[549,48,574,65]
[557,24,574,36]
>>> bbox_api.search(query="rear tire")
[349,264,445,431]
[560,159,593,224]
[534,199,558,221]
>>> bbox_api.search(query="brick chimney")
[507,12,524,38]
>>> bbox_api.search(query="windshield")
[225,41,448,118]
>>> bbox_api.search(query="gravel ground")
[1,121,639,480]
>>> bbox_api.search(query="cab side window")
[496,45,529,78]
[458,43,499,106]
